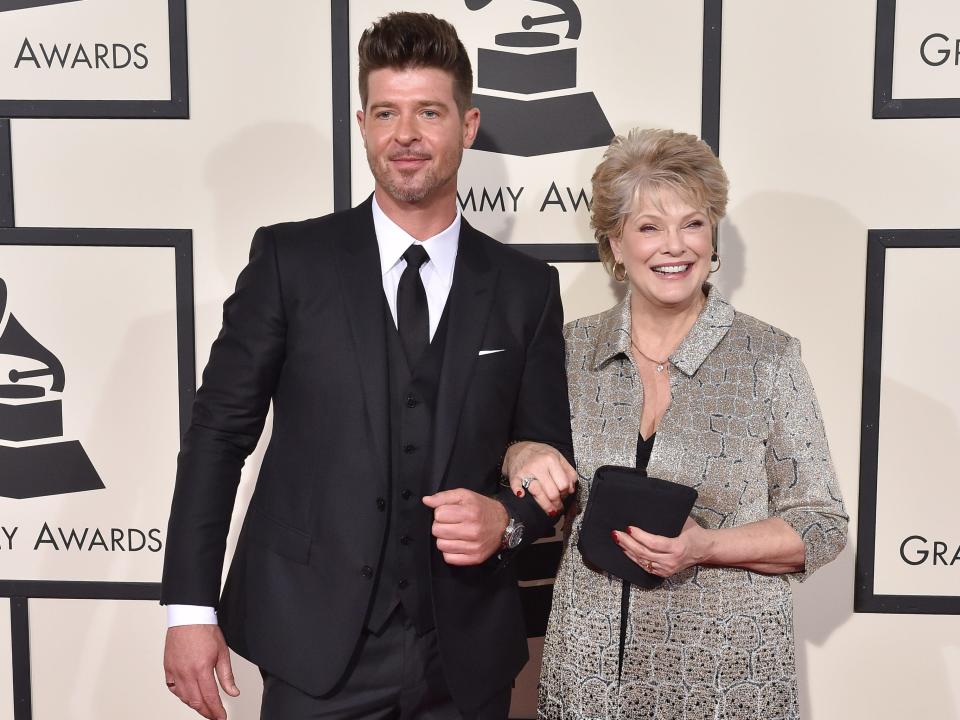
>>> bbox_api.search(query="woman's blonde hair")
[590,128,729,272]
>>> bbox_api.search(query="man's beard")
[368,147,461,204]
[378,167,438,203]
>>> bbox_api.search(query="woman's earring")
[613,261,627,282]
[710,252,721,274]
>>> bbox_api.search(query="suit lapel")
[430,221,499,492]
[331,197,390,485]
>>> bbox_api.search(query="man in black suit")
[161,11,575,720]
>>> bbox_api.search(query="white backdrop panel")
[874,246,960,597]
[0,243,180,583]
[553,261,622,323]
[0,0,172,101]
[892,0,960,100]
[28,598,268,720]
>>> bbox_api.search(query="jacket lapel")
[429,221,499,492]
[331,197,390,485]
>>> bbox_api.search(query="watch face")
[507,522,524,550]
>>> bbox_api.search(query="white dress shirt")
[373,195,460,339]
[167,198,461,628]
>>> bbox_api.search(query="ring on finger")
[520,476,536,490]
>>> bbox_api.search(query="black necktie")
[397,244,430,366]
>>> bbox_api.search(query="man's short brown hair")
[358,12,474,114]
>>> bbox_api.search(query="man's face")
[357,67,479,205]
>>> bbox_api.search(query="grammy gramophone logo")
[0,0,82,12]
[0,277,103,499]
[466,0,613,157]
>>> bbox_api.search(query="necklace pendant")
[655,363,665,373]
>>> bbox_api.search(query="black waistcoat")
[366,302,450,634]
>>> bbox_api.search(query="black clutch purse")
[577,464,698,588]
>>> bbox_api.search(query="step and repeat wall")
[0,1,958,719]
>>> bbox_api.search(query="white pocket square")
[478,349,505,356]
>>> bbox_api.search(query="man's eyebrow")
[368,98,453,109]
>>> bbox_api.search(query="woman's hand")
[613,517,714,577]
[502,441,577,516]
[613,516,807,576]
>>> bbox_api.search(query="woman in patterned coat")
[533,129,848,719]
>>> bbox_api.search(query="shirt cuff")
[167,604,217,627]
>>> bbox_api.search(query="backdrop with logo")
[855,229,960,614]
[2,1,960,719]
[0,230,192,583]
[874,0,960,117]
[0,0,188,117]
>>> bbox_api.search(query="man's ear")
[462,107,481,149]
[356,109,367,145]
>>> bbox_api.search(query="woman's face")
[610,188,713,312]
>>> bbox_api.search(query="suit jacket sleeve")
[161,226,287,607]
[495,264,574,546]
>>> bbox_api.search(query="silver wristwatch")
[501,515,524,551]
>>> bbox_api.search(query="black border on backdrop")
[0,0,189,119]
[0,120,12,228]
[330,0,723,266]
[855,229,960,614]
[10,596,31,720]
[873,0,960,119]
[0,227,195,601]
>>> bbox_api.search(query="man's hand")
[164,624,239,720]
[423,488,509,565]
[502,441,577,515]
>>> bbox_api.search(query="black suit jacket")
[161,197,573,710]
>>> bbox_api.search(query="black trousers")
[260,609,512,720]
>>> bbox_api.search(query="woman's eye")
[686,220,704,229]
[639,225,657,233]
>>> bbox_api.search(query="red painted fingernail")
[611,530,619,543]
[549,510,559,518]
[516,490,523,497]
